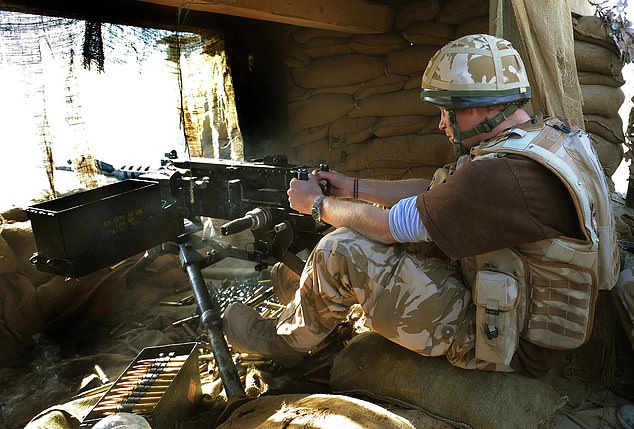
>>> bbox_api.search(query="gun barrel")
[220,208,272,236]
[220,217,253,236]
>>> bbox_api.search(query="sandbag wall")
[574,15,626,181]
[282,0,489,179]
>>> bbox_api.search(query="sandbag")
[290,125,329,148]
[349,34,409,56]
[283,38,310,68]
[288,93,355,133]
[386,45,438,76]
[345,133,454,170]
[404,75,424,90]
[347,166,438,181]
[294,140,343,168]
[577,71,624,88]
[0,274,42,344]
[573,15,620,53]
[0,233,18,275]
[1,221,55,286]
[395,0,441,32]
[584,113,625,143]
[35,269,126,334]
[456,16,489,38]
[574,39,623,75]
[589,133,624,177]
[581,84,625,117]
[355,75,406,100]
[1,206,29,222]
[349,89,439,119]
[328,117,377,147]
[402,21,456,46]
[287,85,311,102]
[217,393,437,429]
[25,392,101,429]
[302,37,350,59]
[437,0,489,24]
[372,115,428,138]
[331,332,564,429]
[292,28,351,45]
[0,318,29,367]
[292,55,386,89]
[310,83,362,97]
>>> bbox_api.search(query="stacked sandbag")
[283,0,489,180]
[574,15,626,178]
[331,332,565,428]
[0,207,131,367]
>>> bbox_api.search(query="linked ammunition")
[136,355,188,364]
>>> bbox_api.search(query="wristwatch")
[311,195,328,224]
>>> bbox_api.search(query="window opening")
[0,10,243,208]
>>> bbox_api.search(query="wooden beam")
[137,0,393,34]
[0,0,225,33]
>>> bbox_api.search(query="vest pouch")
[524,259,596,349]
[473,270,519,366]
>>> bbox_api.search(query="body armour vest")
[452,116,620,364]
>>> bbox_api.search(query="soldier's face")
[438,108,472,144]
[438,107,485,147]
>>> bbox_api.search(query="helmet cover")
[421,34,531,109]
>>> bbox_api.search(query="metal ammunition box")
[24,179,183,277]
[81,342,202,428]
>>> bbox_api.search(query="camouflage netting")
[503,1,630,186]
[0,11,242,205]
[508,0,584,127]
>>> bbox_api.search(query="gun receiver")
[35,153,329,276]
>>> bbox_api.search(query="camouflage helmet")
[421,34,531,109]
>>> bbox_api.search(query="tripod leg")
[179,243,245,398]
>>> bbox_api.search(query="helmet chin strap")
[448,104,519,156]
[448,110,468,157]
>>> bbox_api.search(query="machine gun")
[26,152,331,398]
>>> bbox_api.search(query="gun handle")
[319,163,330,195]
[297,164,329,195]
[297,167,308,181]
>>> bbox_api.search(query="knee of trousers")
[367,272,472,357]
[314,228,362,254]
[313,227,402,269]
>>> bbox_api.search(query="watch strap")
[311,195,328,223]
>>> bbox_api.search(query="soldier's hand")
[313,170,353,199]
[288,174,323,214]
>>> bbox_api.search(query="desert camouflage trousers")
[276,228,515,371]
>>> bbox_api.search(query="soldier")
[223,34,620,375]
